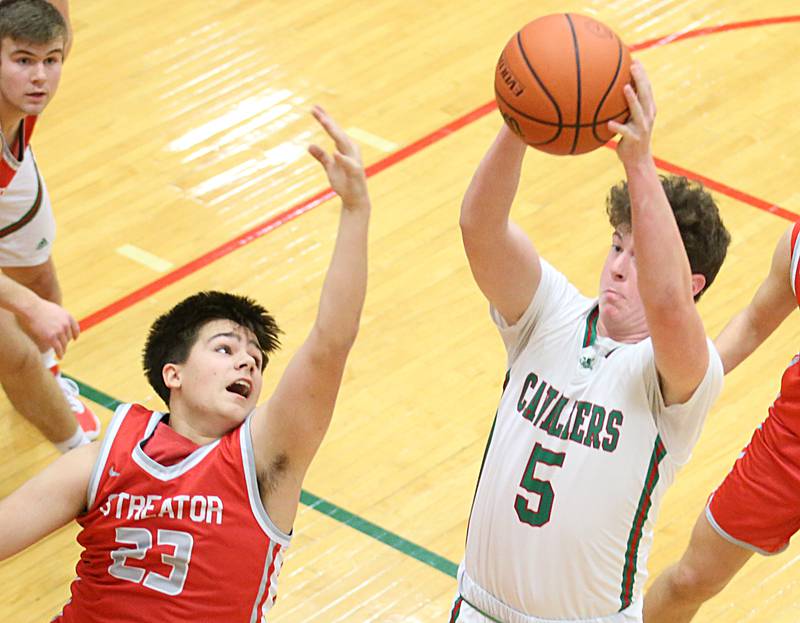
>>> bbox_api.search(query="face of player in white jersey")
[597,228,649,343]
[163,319,265,436]
[0,37,64,120]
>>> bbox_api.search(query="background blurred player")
[0,0,97,451]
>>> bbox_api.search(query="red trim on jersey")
[0,116,37,191]
[791,222,800,305]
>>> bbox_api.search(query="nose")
[32,61,47,82]
[238,358,255,373]
[610,251,630,281]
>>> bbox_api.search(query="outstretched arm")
[250,107,369,532]
[609,62,708,405]
[459,125,541,325]
[0,273,79,357]
[0,441,98,560]
[47,0,72,58]
[715,226,795,373]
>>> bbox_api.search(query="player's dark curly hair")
[0,0,66,45]
[143,291,281,405]
[606,175,730,301]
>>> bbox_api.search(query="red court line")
[601,142,798,222]
[80,101,497,331]
[631,15,800,52]
[78,16,800,331]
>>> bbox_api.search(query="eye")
[216,345,232,355]
[612,244,622,253]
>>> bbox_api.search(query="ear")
[162,363,182,392]
[690,274,707,297]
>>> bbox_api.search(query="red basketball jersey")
[0,116,37,192]
[53,404,291,622]
[772,222,800,436]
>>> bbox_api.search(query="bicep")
[0,441,98,560]
[462,220,541,325]
[650,306,709,406]
[251,329,348,477]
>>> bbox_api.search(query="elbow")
[313,321,360,356]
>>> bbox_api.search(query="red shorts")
[707,414,800,554]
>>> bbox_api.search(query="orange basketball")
[495,13,632,155]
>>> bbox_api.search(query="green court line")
[65,375,459,579]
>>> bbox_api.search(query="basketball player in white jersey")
[451,62,730,623]
[0,106,370,621]
[0,0,99,453]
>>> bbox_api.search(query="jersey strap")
[0,155,44,239]
[790,222,800,304]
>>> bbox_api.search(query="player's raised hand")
[308,106,369,210]
[18,296,80,358]
[608,61,656,166]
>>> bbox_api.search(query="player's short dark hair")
[0,0,66,47]
[606,175,731,301]
[143,291,282,405]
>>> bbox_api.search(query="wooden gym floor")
[1,1,800,621]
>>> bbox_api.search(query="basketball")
[495,13,632,155]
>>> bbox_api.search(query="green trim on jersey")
[465,370,510,545]
[618,435,667,610]
[459,595,505,622]
[449,596,464,622]
[582,306,599,347]
[0,160,43,239]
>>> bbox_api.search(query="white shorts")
[452,565,643,623]
[448,596,642,623]
[0,147,55,267]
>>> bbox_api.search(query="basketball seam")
[496,91,628,129]
[592,35,627,143]
[515,30,563,138]
[565,14,582,155]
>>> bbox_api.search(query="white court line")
[346,127,398,152]
[116,244,174,273]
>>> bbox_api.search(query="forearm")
[460,125,527,238]
[0,273,38,318]
[314,201,370,349]
[715,308,766,374]
[48,0,72,57]
[626,159,693,310]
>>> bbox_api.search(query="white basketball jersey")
[460,260,723,621]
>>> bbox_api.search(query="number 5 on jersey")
[515,443,566,527]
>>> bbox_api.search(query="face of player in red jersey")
[0,37,64,121]
[165,319,265,438]
[597,228,649,343]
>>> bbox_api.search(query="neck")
[0,105,24,147]
[596,316,649,344]
[165,401,227,446]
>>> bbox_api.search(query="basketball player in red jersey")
[644,224,800,621]
[0,0,99,453]
[0,105,370,621]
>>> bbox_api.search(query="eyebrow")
[209,331,262,352]
[10,48,64,57]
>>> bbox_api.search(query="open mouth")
[226,380,252,399]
